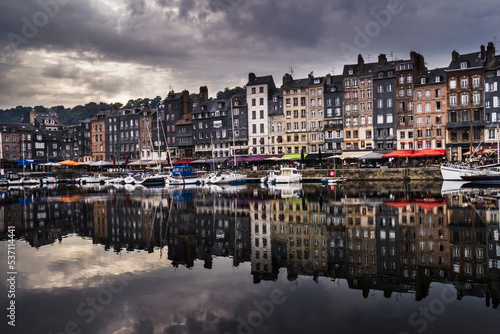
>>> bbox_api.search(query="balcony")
[446,120,484,128]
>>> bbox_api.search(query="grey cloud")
[126,0,147,16]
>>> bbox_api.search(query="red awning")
[382,150,414,158]
[173,158,196,165]
[411,149,446,157]
[383,199,412,208]
[414,199,446,210]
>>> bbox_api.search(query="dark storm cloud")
[0,0,499,109]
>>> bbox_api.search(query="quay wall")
[246,167,442,181]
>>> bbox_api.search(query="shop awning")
[382,150,413,158]
[358,152,384,160]
[341,151,373,159]
[173,158,196,165]
[191,157,228,164]
[279,153,306,161]
[411,149,446,157]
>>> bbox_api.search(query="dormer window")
[460,61,468,69]
[314,79,320,84]
[348,68,353,75]
[421,78,426,84]
[435,76,441,83]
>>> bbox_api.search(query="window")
[461,94,468,106]
[461,77,468,88]
[449,79,456,89]
[450,95,457,106]
[472,76,480,87]
[473,92,480,104]
[377,115,384,124]
[460,61,468,69]
[416,91,422,100]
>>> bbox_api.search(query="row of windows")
[449,92,481,106]
[449,76,481,89]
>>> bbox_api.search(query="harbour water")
[0,182,499,334]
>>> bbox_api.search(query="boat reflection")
[1,183,499,308]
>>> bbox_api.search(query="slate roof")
[446,51,485,71]
[246,75,276,89]
[415,67,447,86]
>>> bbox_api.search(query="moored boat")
[262,167,302,184]
[205,171,246,184]
[167,165,203,185]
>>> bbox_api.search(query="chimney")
[248,72,256,82]
[325,73,331,85]
[282,73,293,86]
[452,50,459,61]
[487,41,496,60]
[378,54,387,65]
[481,44,486,60]
[308,71,314,82]
[199,86,208,102]
[358,54,364,73]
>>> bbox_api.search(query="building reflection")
[0,184,499,308]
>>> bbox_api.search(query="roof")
[281,78,309,90]
[415,67,447,86]
[446,51,485,71]
[246,75,276,88]
[0,122,36,132]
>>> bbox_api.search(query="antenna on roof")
[169,84,173,93]
[331,67,335,75]
[289,66,294,77]
[366,54,371,62]
[390,51,394,61]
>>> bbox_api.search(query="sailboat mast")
[230,94,236,168]
[157,109,162,173]
[497,124,499,165]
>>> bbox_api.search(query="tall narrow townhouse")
[358,62,377,151]
[373,54,398,151]
[342,57,362,152]
[445,46,486,162]
[281,74,310,154]
[229,94,249,158]
[268,88,283,155]
[344,55,377,154]
[414,68,448,151]
[324,74,344,153]
[165,90,192,159]
[307,73,326,154]
[483,42,500,151]
[246,73,276,155]
[395,52,425,150]
[90,111,108,161]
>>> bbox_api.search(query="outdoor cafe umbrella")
[16,159,35,165]
[58,159,79,166]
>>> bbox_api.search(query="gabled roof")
[246,75,276,88]
[446,51,485,71]
[415,67,447,86]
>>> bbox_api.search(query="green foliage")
[216,86,246,100]
[0,98,161,126]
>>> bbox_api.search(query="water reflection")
[2,182,499,311]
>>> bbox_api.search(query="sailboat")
[440,123,500,180]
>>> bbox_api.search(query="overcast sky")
[0,0,499,110]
